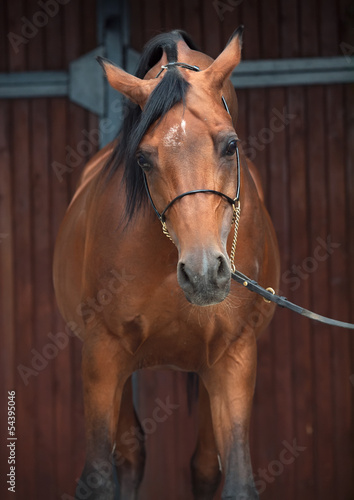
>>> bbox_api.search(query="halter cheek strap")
[142,61,241,269]
[143,137,241,270]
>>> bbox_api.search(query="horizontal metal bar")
[0,56,352,101]
[231,56,354,88]
[235,56,353,74]
[0,71,68,99]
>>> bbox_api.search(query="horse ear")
[97,57,157,107]
[203,26,244,89]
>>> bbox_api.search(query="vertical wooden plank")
[219,0,243,49]
[181,0,203,49]
[280,2,315,500]
[261,4,294,495]
[24,0,57,496]
[321,2,352,498]
[163,0,182,32]
[326,82,352,499]
[301,2,331,500]
[0,100,15,497]
[260,4,294,500]
[12,97,37,499]
[288,90,315,500]
[45,0,64,70]
[50,96,75,498]
[31,97,57,498]
[306,81,332,500]
[200,0,222,57]
[341,4,354,498]
[7,2,36,497]
[130,0,145,51]
[53,1,84,496]
[240,5,277,495]
[39,0,74,494]
[144,0,163,41]
[266,89,295,500]
[82,0,97,54]
[0,1,9,70]
[7,0,26,71]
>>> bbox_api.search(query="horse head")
[99,28,243,306]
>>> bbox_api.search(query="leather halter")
[143,61,240,224]
[140,62,354,330]
[143,148,240,224]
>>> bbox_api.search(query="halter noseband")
[142,61,242,271]
[143,182,240,225]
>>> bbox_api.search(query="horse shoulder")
[53,142,116,327]
[245,158,265,203]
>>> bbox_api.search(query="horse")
[53,27,280,500]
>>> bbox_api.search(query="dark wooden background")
[0,0,353,499]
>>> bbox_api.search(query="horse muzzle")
[177,250,231,306]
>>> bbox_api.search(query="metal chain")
[229,201,241,272]
[161,201,241,274]
[162,221,174,243]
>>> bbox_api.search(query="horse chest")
[107,302,238,370]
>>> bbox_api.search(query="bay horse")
[53,28,280,500]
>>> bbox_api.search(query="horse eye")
[225,139,237,156]
[136,154,152,171]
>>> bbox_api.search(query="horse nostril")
[177,262,195,294]
[216,255,230,282]
[179,262,189,283]
[177,253,231,305]
[217,255,225,275]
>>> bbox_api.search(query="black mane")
[104,31,199,223]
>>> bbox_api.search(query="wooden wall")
[0,0,353,499]
[0,1,98,499]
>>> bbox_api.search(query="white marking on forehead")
[181,119,186,135]
[163,119,187,147]
[163,125,181,147]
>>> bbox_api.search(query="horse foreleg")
[191,378,222,499]
[200,333,259,500]
[76,332,130,500]
[114,376,145,500]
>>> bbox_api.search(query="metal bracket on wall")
[69,46,106,115]
[0,45,105,116]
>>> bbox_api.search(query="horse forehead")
[161,108,228,140]
[163,118,188,147]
